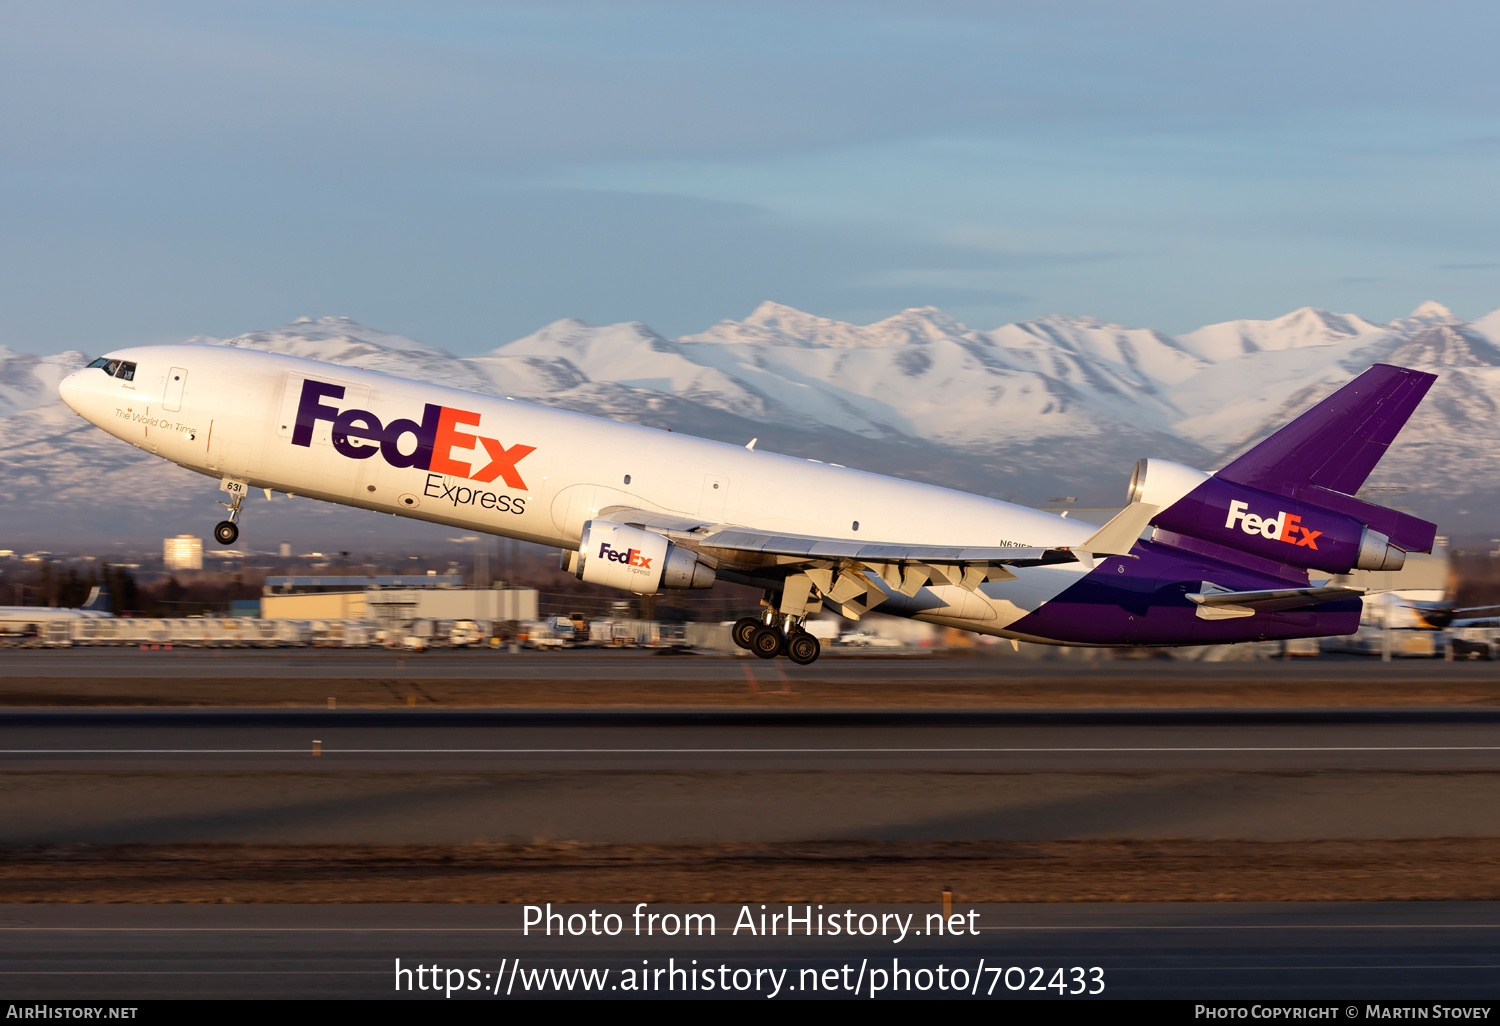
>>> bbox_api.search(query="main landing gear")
[732,613,821,665]
[214,487,245,546]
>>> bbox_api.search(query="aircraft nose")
[58,369,83,412]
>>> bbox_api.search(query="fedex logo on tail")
[1225,500,1322,549]
[599,542,653,571]
[293,380,534,488]
[1152,476,1374,574]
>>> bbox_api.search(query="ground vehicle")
[837,631,902,648]
[449,620,487,647]
[522,621,570,650]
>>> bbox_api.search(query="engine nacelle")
[1356,526,1406,572]
[572,520,717,595]
[1127,458,1211,509]
[1150,476,1406,574]
[1127,457,1407,574]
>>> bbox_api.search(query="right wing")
[697,526,1071,567]
[593,505,1079,618]
[698,526,1080,619]
[591,502,1166,619]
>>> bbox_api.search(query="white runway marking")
[2,746,1500,755]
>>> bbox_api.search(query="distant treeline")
[1,548,760,620]
[6,562,140,613]
[1452,552,1500,610]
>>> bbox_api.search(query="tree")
[100,565,139,615]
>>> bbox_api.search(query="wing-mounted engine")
[569,520,717,595]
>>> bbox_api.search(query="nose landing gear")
[213,484,246,546]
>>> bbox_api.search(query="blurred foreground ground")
[5,839,1500,904]
[3,649,1498,904]
[3,648,1500,707]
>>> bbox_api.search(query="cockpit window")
[86,358,136,380]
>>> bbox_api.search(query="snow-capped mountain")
[0,346,90,419]
[5,300,1500,547]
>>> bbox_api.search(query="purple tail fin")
[1217,364,1435,495]
[1215,364,1437,552]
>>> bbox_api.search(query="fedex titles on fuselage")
[1224,499,1322,550]
[292,379,535,515]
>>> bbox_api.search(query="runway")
[3,710,1500,771]
[2,902,1498,999]
[7,647,1499,713]
[2,709,1499,844]
[6,647,1500,682]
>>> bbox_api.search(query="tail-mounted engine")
[1130,458,1407,574]
[567,520,717,595]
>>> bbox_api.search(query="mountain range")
[4,299,1499,550]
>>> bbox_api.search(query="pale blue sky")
[3,1,1499,354]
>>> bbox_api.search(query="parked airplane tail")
[81,586,110,612]
[1132,364,1438,577]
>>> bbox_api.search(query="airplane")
[1374,597,1500,631]
[0,586,113,635]
[58,346,1436,664]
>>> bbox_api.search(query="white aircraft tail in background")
[0,585,113,633]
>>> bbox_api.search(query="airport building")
[260,590,369,619]
[259,575,538,627]
[163,535,203,571]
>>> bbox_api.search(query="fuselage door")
[163,368,188,412]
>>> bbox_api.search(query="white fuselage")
[60,345,1103,639]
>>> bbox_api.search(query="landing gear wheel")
[786,631,821,666]
[750,624,785,659]
[732,617,762,650]
[213,521,239,546]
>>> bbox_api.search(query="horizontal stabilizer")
[1187,583,1365,620]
